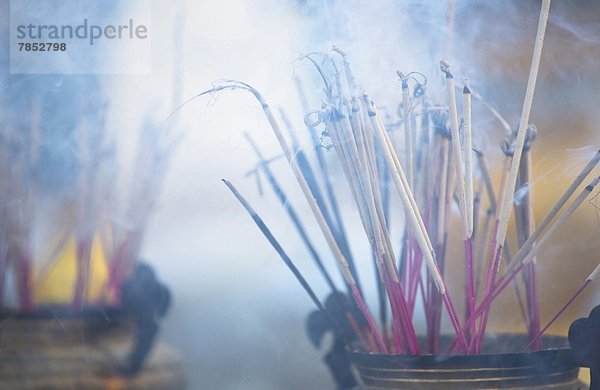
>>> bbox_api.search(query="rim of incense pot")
[348,334,581,389]
[0,304,124,320]
[0,305,129,348]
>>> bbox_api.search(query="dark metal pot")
[348,334,585,389]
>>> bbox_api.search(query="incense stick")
[476,0,552,348]
[504,151,600,275]
[492,0,552,275]
[244,133,339,293]
[196,81,386,352]
[522,264,600,351]
[463,82,474,237]
[223,179,326,311]
[442,62,476,333]
[366,97,468,351]
[398,73,415,189]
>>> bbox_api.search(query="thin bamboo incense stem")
[367,99,468,351]
[522,264,600,352]
[479,179,598,349]
[492,0,552,272]
[521,147,542,349]
[456,175,595,353]
[463,83,474,236]
[325,111,397,351]
[416,100,432,213]
[517,177,600,267]
[296,77,349,253]
[369,102,437,273]
[399,74,414,189]
[370,104,437,263]
[375,111,434,254]
[205,82,385,350]
[442,63,476,329]
[437,138,450,247]
[268,106,356,285]
[477,153,512,349]
[339,101,419,353]
[347,312,377,353]
[473,179,483,242]
[504,150,600,274]
[325,112,373,242]
[223,179,324,309]
[441,62,470,241]
[294,136,359,284]
[336,107,391,276]
[244,133,338,293]
[479,177,600,319]
[332,46,358,96]
[222,180,347,335]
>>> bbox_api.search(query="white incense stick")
[442,62,470,240]
[494,0,552,256]
[263,106,356,285]
[400,74,414,189]
[523,263,600,351]
[463,82,474,236]
[365,98,442,292]
[503,151,600,273]
[504,177,600,275]
[518,177,600,267]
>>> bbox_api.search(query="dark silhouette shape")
[118,262,171,376]
[307,292,363,389]
[569,305,600,390]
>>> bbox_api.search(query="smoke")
[2,0,600,387]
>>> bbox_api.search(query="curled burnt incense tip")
[463,81,471,94]
[440,60,453,78]
[586,176,600,190]
[587,264,600,281]
[331,45,347,56]
[397,70,409,88]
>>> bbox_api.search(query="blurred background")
[1,0,599,388]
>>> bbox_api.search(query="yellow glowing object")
[34,233,109,304]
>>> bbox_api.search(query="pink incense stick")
[522,264,600,351]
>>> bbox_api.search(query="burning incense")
[295,77,353,278]
[516,177,600,268]
[503,151,600,275]
[477,0,552,348]
[491,0,552,276]
[366,98,468,351]
[441,62,476,331]
[244,133,339,293]
[463,82,474,237]
[476,177,600,329]
[191,81,386,352]
[398,72,415,189]
[223,179,327,312]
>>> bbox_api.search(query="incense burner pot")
[0,264,182,389]
[348,334,585,389]
[0,306,184,389]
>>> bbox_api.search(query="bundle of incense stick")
[212,0,600,355]
[0,101,40,311]
[0,107,179,310]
